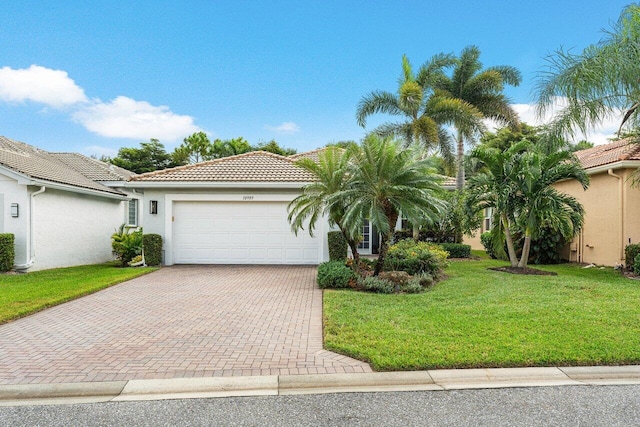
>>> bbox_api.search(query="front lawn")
[0,263,156,324]
[324,259,640,371]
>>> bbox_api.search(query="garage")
[172,200,319,264]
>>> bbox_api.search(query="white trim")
[125,181,313,189]
[585,160,640,176]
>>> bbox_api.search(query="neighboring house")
[0,136,140,271]
[555,139,640,266]
[127,150,330,265]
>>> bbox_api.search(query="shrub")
[327,231,348,261]
[480,232,497,259]
[112,224,143,267]
[378,270,412,286]
[384,239,449,276]
[358,276,395,294]
[625,244,640,270]
[0,233,15,272]
[440,243,471,258]
[634,253,640,276]
[413,272,435,289]
[529,228,564,264]
[317,261,356,289]
[401,278,424,294]
[143,234,163,266]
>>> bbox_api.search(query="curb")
[1,366,640,406]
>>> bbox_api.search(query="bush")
[529,228,564,264]
[384,239,449,276]
[327,231,348,261]
[634,253,640,276]
[378,270,412,286]
[112,225,143,267]
[480,232,497,259]
[317,261,356,289]
[440,243,471,258]
[143,234,163,266]
[0,233,15,272]
[413,272,435,289]
[401,278,424,294]
[625,244,640,270]
[358,276,395,294]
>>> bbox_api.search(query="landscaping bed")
[323,258,640,371]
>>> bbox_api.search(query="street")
[2,385,639,426]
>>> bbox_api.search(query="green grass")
[324,259,640,371]
[0,263,157,324]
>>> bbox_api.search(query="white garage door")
[172,201,319,264]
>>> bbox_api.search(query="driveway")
[0,266,370,385]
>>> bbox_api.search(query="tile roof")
[131,151,317,182]
[0,136,125,196]
[574,138,640,170]
[50,152,136,181]
[289,147,342,162]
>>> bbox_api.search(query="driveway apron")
[0,265,370,385]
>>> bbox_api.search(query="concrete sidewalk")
[1,365,639,407]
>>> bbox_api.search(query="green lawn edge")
[323,259,640,371]
[0,264,158,324]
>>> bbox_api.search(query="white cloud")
[499,99,620,145]
[73,96,201,141]
[266,121,300,134]
[82,145,118,158]
[0,65,87,108]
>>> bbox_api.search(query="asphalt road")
[2,385,639,426]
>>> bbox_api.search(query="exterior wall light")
[10,203,19,218]
[150,200,158,215]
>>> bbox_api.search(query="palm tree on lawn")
[356,54,484,168]
[436,45,522,189]
[340,135,445,276]
[287,147,363,269]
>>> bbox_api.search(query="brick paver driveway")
[0,266,370,385]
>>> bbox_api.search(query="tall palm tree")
[340,135,445,275]
[512,149,589,268]
[356,54,484,168]
[287,147,362,269]
[536,4,640,140]
[436,46,522,189]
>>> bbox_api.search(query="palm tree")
[287,147,362,269]
[511,149,589,268]
[536,4,640,140]
[466,142,528,267]
[340,135,445,275]
[436,46,522,189]
[356,54,484,167]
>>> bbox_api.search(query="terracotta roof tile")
[0,136,124,195]
[50,152,136,181]
[574,138,640,169]
[131,151,317,182]
[289,147,343,162]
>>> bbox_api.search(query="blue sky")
[0,1,632,157]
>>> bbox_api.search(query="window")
[484,207,493,231]
[128,199,138,226]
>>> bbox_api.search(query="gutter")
[607,169,625,263]
[14,186,46,272]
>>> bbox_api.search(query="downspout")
[607,169,624,263]
[14,186,46,271]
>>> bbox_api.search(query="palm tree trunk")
[455,132,465,190]
[374,211,399,276]
[502,214,518,267]
[338,224,360,272]
[518,231,532,268]
[412,223,420,241]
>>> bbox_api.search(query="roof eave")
[584,160,640,176]
[124,181,314,189]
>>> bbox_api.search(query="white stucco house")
[126,150,332,265]
[0,136,141,271]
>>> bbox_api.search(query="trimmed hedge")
[0,233,15,272]
[625,244,640,270]
[634,253,640,276]
[143,234,163,266]
[440,243,471,258]
[327,231,348,261]
[480,232,497,259]
[317,261,356,289]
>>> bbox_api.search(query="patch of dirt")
[488,266,558,276]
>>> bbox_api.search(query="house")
[555,139,640,266]
[0,136,140,271]
[127,150,331,265]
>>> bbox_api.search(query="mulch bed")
[488,266,558,276]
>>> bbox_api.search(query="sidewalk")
[1,365,639,407]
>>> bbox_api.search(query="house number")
[243,196,254,200]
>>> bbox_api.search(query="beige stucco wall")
[554,167,640,266]
[464,232,483,250]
